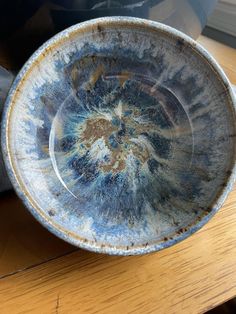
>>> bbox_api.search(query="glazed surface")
[4,18,236,253]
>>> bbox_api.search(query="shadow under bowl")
[2,17,236,255]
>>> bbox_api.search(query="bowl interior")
[5,18,236,253]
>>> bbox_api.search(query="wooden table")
[0,36,236,314]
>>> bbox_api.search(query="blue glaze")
[1,17,236,255]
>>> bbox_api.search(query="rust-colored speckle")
[42,145,49,154]
[87,65,105,89]
[101,151,126,173]
[118,71,133,87]
[80,118,116,145]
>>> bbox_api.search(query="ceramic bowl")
[2,17,236,255]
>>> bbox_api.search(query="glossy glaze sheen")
[2,17,236,255]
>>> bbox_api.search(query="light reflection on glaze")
[49,56,195,223]
[4,18,236,253]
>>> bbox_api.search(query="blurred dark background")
[0,0,218,69]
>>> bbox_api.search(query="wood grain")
[0,192,74,277]
[0,185,236,314]
[0,35,235,314]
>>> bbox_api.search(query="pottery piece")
[2,17,236,255]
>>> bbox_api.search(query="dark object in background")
[0,0,217,69]
[50,0,153,31]
[0,66,14,191]
[207,298,236,314]
[203,26,236,49]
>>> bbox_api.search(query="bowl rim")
[2,16,236,255]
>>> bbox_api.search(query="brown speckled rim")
[2,17,236,255]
